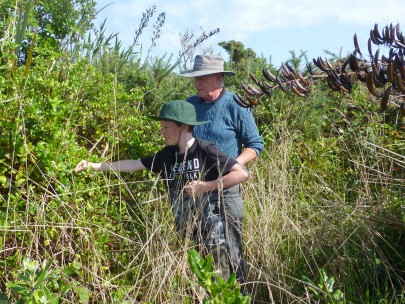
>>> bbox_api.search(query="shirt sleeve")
[140,145,172,174]
[235,102,264,156]
[140,153,162,173]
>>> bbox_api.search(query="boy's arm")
[183,163,250,197]
[75,159,146,173]
[218,163,250,189]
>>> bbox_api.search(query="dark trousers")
[202,185,245,282]
[221,184,245,283]
[172,185,245,281]
[173,194,231,278]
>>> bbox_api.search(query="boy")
[74,100,250,278]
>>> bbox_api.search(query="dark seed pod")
[380,86,392,111]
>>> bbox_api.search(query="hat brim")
[147,115,210,126]
[180,70,236,78]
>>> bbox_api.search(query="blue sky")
[94,0,405,67]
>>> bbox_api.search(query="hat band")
[193,65,223,72]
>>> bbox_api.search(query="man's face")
[160,121,182,145]
[194,73,222,100]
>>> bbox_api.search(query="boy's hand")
[184,181,213,198]
[75,160,89,173]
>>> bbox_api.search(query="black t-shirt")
[140,139,237,204]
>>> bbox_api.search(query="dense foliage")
[1,1,404,303]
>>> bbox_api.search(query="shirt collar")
[176,138,198,157]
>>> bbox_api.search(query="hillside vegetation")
[0,1,404,303]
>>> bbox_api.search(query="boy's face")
[160,121,182,145]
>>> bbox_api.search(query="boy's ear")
[181,124,190,131]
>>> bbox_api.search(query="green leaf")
[73,286,90,304]
[220,288,234,302]
[0,292,10,304]
[34,270,48,288]
[6,282,29,294]
[188,249,206,281]
[34,289,46,303]
[72,260,82,270]
[63,267,75,275]
[47,293,60,304]
[332,290,344,301]
[60,282,74,294]
[326,276,335,293]
[23,258,39,273]
[34,259,54,287]
[16,274,31,282]
[242,295,251,304]
[15,177,26,187]
[215,273,225,287]
[302,275,320,297]
[227,273,236,286]
[202,254,213,273]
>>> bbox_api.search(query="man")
[74,100,250,278]
[180,54,264,286]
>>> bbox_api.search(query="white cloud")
[94,0,405,64]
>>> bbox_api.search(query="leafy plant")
[1,257,72,304]
[188,249,250,304]
[303,268,346,304]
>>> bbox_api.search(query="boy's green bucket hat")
[148,100,210,126]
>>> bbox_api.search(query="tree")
[218,40,256,65]
[0,0,97,65]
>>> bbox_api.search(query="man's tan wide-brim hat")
[180,55,236,78]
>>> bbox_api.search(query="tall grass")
[241,118,404,303]
[1,57,404,302]
[2,108,403,302]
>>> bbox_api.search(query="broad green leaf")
[6,282,29,293]
[60,282,74,294]
[35,259,55,288]
[63,267,75,275]
[72,260,82,270]
[333,290,344,301]
[33,289,47,303]
[188,249,206,281]
[0,292,10,303]
[23,258,38,273]
[73,286,90,304]
[47,293,59,304]
[326,276,335,292]
[202,254,213,273]
[227,273,236,286]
